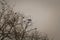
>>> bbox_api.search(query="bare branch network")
[0,0,49,40]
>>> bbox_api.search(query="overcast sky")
[0,0,60,40]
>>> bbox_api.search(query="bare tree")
[0,0,49,40]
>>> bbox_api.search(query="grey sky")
[1,0,60,40]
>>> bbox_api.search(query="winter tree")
[0,0,49,40]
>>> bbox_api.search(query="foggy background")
[0,0,60,40]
